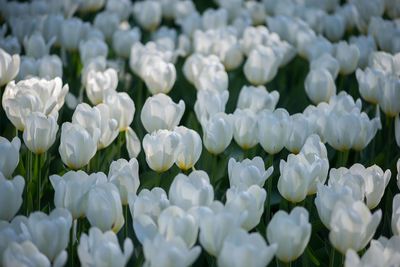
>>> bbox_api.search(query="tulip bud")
[356,68,381,104]
[218,228,277,267]
[378,74,400,117]
[158,205,199,247]
[169,171,214,210]
[0,136,20,178]
[202,112,233,155]
[329,200,381,253]
[86,182,125,233]
[93,11,120,41]
[0,173,24,221]
[78,0,105,12]
[106,0,132,20]
[50,171,107,219]
[305,69,336,104]
[128,187,170,243]
[23,32,52,59]
[225,185,266,231]
[232,109,258,150]
[38,55,63,80]
[335,41,360,75]
[194,90,229,127]
[202,8,228,30]
[126,127,141,159]
[112,27,141,59]
[244,45,280,85]
[59,122,99,170]
[143,130,180,172]
[85,68,118,105]
[323,14,346,42]
[310,53,340,79]
[141,93,185,133]
[349,35,377,69]
[267,207,311,262]
[79,37,108,66]
[257,108,291,155]
[133,1,162,31]
[174,126,202,171]
[105,92,135,131]
[142,58,176,95]
[237,85,279,113]
[285,113,311,154]
[194,60,228,92]
[143,234,201,267]
[22,208,72,261]
[182,53,206,85]
[23,112,58,154]
[60,18,85,51]
[108,158,140,205]
[78,227,133,267]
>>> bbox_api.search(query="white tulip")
[225,185,266,231]
[38,55,63,80]
[108,158,140,205]
[133,1,162,31]
[59,122,99,170]
[112,28,141,59]
[128,187,170,244]
[93,11,120,41]
[378,74,400,117]
[79,37,108,66]
[23,32,52,59]
[106,0,132,20]
[267,207,311,262]
[355,67,381,104]
[202,8,228,30]
[305,69,336,104]
[310,53,340,79]
[0,47,19,86]
[285,113,311,153]
[329,200,381,253]
[143,234,201,267]
[0,173,24,221]
[392,194,400,235]
[78,0,105,12]
[257,108,291,155]
[228,156,273,189]
[169,171,214,210]
[244,45,280,85]
[232,109,259,150]
[202,112,233,155]
[194,60,228,92]
[0,136,21,178]
[141,93,185,133]
[335,41,360,75]
[0,216,29,263]
[86,182,124,233]
[23,112,58,154]
[104,92,135,131]
[218,228,277,267]
[85,68,118,105]
[323,14,346,42]
[21,208,72,261]
[174,126,202,171]
[194,90,229,127]
[50,171,107,219]
[141,56,176,95]
[158,205,199,247]
[60,18,85,51]
[237,85,279,113]
[125,127,141,159]
[78,227,133,267]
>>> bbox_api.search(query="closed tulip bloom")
[169,171,214,210]
[285,113,311,154]
[305,69,336,104]
[323,14,346,42]
[50,171,107,219]
[218,228,277,267]
[22,208,72,261]
[257,108,291,155]
[86,182,125,233]
[0,48,20,86]
[23,112,58,154]
[392,194,400,235]
[128,187,170,243]
[202,8,228,30]
[38,55,63,80]
[2,241,57,267]
[141,94,185,133]
[325,110,360,151]
[143,129,180,172]
[310,54,340,79]
[59,122,99,170]
[194,61,228,92]
[267,207,311,262]
[79,38,108,66]
[60,18,85,51]
[232,109,258,150]
[143,235,201,267]
[78,227,133,267]
[141,56,176,95]
[228,157,273,188]
[78,0,105,12]
[112,28,141,59]
[237,85,279,113]
[329,200,381,253]
[349,35,377,69]
[378,75,400,117]
[133,1,162,31]
[2,77,68,131]
[335,41,360,75]
[23,32,52,59]
[158,206,199,247]
[17,56,38,81]
[356,68,381,104]
[174,126,202,171]
[225,185,266,231]
[0,136,20,178]
[194,90,229,127]
[125,127,141,159]
[182,53,206,85]
[244,45,280,85]
[108,158,140,205]
[203,112,233,155]
[85,68,118,105]
[105,92,135,131]
[93,12,120,41]
[345,236,400,267]
[0,173,24,221]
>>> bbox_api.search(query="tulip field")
[1,0,400,266]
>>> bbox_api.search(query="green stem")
[329,245,336,267]
[278,259,292,267]
[124,205,129,239]
[336,150,349,168]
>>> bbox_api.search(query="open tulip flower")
[2,0,400,266]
